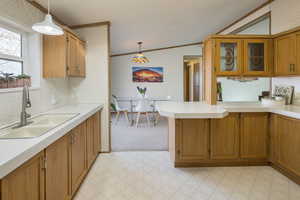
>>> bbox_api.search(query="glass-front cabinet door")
[244,39,269,75]
[215,39,242,75]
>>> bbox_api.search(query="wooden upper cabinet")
[215,39,243,76]
[177,119,210,161]
[1,152,45,200]
[240,113,269,160]
[244,39,271,76]
[296,32,300,75]
[45,135,70,200]
[77,40,86,77]
[210,113,240,160]
[67,33,79,77]
[274,115,300,177]
[70,123,87,195]
[43,31,86,78]
[43,34,68,78]
[274,34,297,76]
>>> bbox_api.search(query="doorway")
[183,56,203,102]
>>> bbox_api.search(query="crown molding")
[111,42,203,57]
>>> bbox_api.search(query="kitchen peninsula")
[158,101,300,184]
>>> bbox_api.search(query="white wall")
[70,26,110,152]
[238,17,270,34]
[0,0,71,126]
[111,45,202,106]
[218,78,270,102]
[219,5,271,35]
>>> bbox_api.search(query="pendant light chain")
[48,0,50,14]
[138,42,142,53]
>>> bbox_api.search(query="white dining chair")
[134,98,151,127]
[112,96,129,124]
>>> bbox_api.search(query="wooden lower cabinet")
[273,115,300,178]
[86,112,101,169]
[1,152,45,200]
[45,135,70,200]
[70,123,87,195]
[0,111,102,200]
[93,112,101,156]
[170,112,270,166]
[210,113,240,160]
[86,116,95,168]
[240,113,269,160]
[177,119,210,162]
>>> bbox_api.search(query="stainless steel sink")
[0,113,79,139]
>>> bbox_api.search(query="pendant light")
[132,42,149,63]
[32,0,64,35]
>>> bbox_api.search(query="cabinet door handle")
[289,64,292,72]
[292,64,296,72]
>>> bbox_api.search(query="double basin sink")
[0,113,79,139]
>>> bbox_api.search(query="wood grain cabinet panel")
[77,40,86,77]
[1,152,45,200]
[211,113,240,160]
[67,33,79,77]
[93,112,101,155]
[86,116,95,168]
[274,34,297,75]
[178,119,210,161]
[45,135,70,200]
[215,39,243,76]
[275,115,300,177]
[240,113,269,159]
[43,31,86,78]
[243,39,271,76]
[296,32,300,75]
[70,123,87,195]
[43,34,68,78]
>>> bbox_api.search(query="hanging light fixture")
[32,0,64,35]
[132,42,149,63]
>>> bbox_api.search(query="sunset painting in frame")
[132,67,163,82]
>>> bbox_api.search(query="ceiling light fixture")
[132,42,149,63]
[32,0,64,35]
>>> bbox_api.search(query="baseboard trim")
[175,160,269,168]
[271,163,300,185]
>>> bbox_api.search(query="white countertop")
[158,101,300,120]
[157,102,228,119]
[0,103,103,179]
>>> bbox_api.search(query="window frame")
[0,22,27,76]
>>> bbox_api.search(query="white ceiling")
[35,0,267,55]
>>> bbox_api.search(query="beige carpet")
[111,113,168,151]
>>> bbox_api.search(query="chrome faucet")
[15,84,32,128]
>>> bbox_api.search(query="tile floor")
[74,151,300,200]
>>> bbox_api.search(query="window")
[0,24,29,89]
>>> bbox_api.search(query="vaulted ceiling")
[35,0,268,55]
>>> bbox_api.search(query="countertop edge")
[158,104,300,120]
